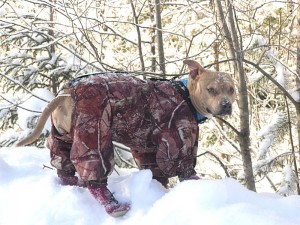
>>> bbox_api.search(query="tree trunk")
[148,0,156,72]
[154,0,165,74]
[215,0,256,191]
[296,0,300,186]
[49,0,58,94]
[130,0,145,72]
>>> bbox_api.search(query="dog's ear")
[183,60,205,80]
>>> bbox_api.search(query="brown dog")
[16,60,235,217]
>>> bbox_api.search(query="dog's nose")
[220,101,232,115]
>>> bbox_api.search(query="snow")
[257,134,274,159]
[290,90,300,102]
[257,112,287,138]
[23,65,38,76]
[65,54,86,72]
[32,33,46,44]
[274,62,285,88]
[0,147,300,225]
[278,165,297,196]
[17,89,54,139]
[248,72,264,84]
[0,6,7,16]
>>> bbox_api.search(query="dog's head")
[183,60,236,118]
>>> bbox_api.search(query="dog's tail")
[16,95,67,147]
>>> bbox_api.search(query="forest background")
[0,0,300,195]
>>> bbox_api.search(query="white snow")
[0,147,300,225]
[0,6,7,16]
[290,90,300,102]
[274,62,285,88]
[17,89,54,139]
[62,53,87,73]
[248,72,264,84]
[257,112,287,138]
[257,134,274,159]
[278,165,297,196]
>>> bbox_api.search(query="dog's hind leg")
[46,123,81,186]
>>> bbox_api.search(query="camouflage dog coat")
[47,72,206,185]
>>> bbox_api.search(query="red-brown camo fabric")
[48,73,199,183]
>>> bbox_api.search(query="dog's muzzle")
[219,101,232,115]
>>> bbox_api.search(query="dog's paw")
[58,175,87,187]
[179,174,201,182]
[77,179,88,187]
[185,174,200,180]
[106,202,131,217]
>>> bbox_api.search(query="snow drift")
[0,147,300,225]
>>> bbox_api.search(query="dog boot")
[185,174,200,180]
[153,176,169,188]
[57,170,87,187]
[88,185,130,217]
[178,169,200,182]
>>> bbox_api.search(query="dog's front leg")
[131,149,170,187]
[155,127,200,182]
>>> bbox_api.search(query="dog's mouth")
[217,112,232,117]
[206,105,232,117]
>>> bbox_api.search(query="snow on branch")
[1,72,50,103]
[20,37,64,50]
[244,34,298,103]
[0,93,41,114]
[253,152,292,177]
[243,59,298,105]
[257,111,288,159]
[277,164,298,196]
[258,112,288,139]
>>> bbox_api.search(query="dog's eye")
[229,87,235,94]
[207,88,216,95]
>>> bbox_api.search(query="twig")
[114,146,137,168]
[197,151,230,177]
[212,117,241,153]
[243,59,298,105]
[1,73,51,103]
[114,168,120,176]
[43,164,54,170]
[0,93,42,113]
[214,116,240,136]
[266,174,277,192]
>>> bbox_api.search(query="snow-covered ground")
[0,147,300,225]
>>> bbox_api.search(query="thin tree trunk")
[154,0,165,74]
[148,0,156,72]
[130,0,145,72]
[213,41,220,71]
[285,96,300,194]
[215,0,256,191]
[49,0,57,94]
[296,0,300,186]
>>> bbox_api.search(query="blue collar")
[181,77,207,123]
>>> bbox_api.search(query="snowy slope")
[0,147,300,225]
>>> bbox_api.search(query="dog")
[16,60,236,217]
